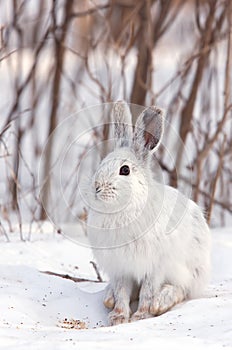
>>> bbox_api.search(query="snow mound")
[0,228,231,349]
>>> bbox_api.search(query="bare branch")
[70,4,110,19]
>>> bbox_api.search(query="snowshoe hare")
[87,101,211,326]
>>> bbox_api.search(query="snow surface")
[0,225,231,349]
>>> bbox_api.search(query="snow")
[0,226,231,349]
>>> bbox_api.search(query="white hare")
[87,101,211,326]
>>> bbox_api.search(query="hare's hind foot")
[131,284,186,321]
[105,278,134,326]
[150,284,186,316]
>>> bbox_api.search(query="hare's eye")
[119,165,130,176]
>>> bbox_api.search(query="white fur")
[87,102,211,325]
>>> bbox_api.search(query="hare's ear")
[134,106,165,157]
[111,101,133,148]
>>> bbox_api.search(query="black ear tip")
[142,106,165,122]
[156,108,162,115]
[150,106,165,116]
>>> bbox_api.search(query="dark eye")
[119,165,130,176]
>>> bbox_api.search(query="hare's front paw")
[109,307,130,326]
[150,284,185,316]
[105,278,134,325]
